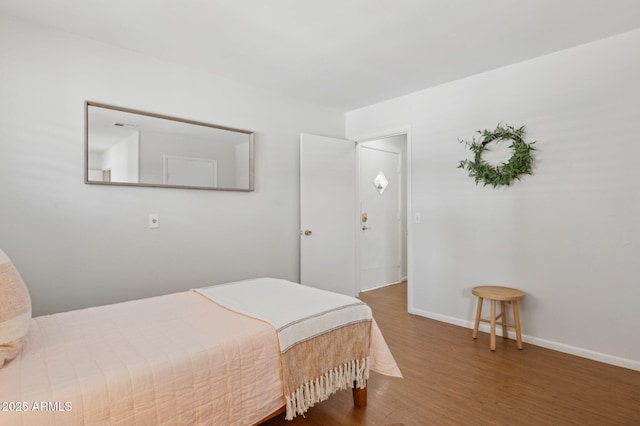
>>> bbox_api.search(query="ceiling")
[88,103,250,152]
[2,0,640,111]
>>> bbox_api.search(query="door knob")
[304,230,312,236]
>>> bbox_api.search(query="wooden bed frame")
[254,382,367,424]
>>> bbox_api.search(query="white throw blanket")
[196,278,372,351]
[195,278,374,419]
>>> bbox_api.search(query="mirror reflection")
[85,102,254,191]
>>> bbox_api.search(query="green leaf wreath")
[458,123,535,187]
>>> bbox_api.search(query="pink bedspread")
[0,291,285,425]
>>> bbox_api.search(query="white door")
[300,133,356,295]
[359,146,401,291]
[164,155,217,187]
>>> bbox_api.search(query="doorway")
[299,130,411,305]
[357,134,408,293]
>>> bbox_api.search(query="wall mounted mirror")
[85,101,254,191]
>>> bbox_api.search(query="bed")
[0,277,401,425]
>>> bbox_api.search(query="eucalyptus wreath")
[458,123,535,187]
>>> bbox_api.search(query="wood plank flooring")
[262,282,640,425]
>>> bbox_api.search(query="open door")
[300,133,356,295]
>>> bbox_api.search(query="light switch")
[149,213,159,229]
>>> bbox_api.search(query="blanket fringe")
[284,357,370,420]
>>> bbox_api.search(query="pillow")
[0,249,32,368]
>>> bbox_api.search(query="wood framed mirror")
[85,101,254,191]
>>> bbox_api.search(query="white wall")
[87,152,103,181]
[0,15,344,316]
[102,131,139,183]
[347,30,640,370]
[235,142,250,188]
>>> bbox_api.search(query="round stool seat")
[472,286,524,302]
[472,285,525,351]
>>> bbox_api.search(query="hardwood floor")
[262,282,640,425]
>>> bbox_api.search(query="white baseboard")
[408,307,640,372]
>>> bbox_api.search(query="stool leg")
[473,297,483,339]
[500,301,508,339]
[513,301,523,350]
[490,299,496,351]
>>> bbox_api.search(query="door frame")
[353,126,413,311]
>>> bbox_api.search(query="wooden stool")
[472,286,525,351]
